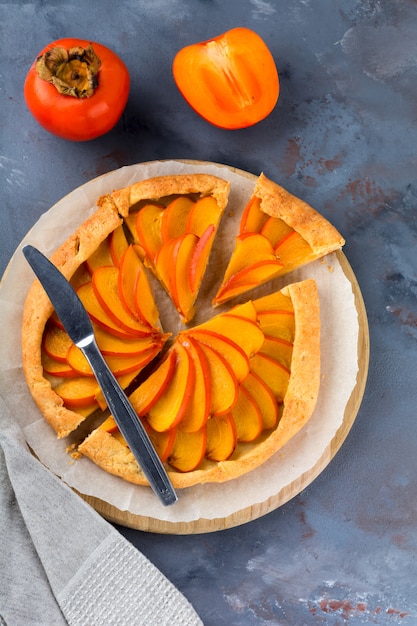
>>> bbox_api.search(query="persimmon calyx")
[35,43,101,98]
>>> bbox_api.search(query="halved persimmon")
[173,27,279,129]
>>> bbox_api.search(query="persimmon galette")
[22,172,344,489]
[213,173,344,305]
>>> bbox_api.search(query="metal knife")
[23,244,178,506]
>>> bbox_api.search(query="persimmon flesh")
[173,27,279,129]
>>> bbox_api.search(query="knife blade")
[22,244,178,506]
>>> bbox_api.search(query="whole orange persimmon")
[24,38,130,141]
[172,27,279,129]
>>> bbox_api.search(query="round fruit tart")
[22,172,344,489]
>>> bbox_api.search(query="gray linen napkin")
[0,394,203,626]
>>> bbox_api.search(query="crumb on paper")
[319,258,335,272]
[67,442,82,460]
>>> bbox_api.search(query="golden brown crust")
[255,173,345,254]
[78,430,149,483]
[22,199,123,438]
[108,173,231,217]
[78,279,321,489]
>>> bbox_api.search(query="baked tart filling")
[22,172,344,488]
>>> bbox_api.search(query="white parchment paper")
[0,160,364,525]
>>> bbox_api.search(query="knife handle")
[81,339,178,506]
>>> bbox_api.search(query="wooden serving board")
[1,160,368,535]
[80,250,369,534]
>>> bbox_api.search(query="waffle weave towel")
[0,394,203,626]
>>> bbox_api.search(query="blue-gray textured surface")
[1,1,416,624]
